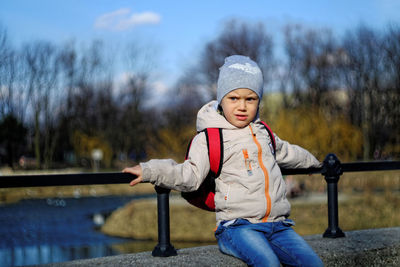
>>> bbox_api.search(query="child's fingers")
[129,177,143,186]
[123,165,141,176]
[123,165,143,186]
[122,167,135,174]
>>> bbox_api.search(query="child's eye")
[229,97,238,101]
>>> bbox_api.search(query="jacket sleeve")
[274,134,322,169]
[139,132,210,192]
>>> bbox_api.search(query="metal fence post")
[322,153,345,238]
[152,186,177,257]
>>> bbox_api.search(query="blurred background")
[0,0,399,266]
[1,0,399,170]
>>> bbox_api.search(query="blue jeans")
[215,218,323,267]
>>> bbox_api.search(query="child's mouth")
[235,115,248,121]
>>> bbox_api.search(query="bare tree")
[342,25,389,159]
[21,40,60,168]
[58,40,78,118]
[380,24,400,158]
[114,74,149,163]
[62,40,110,133]
[0,24,17,118]
[282,24,342,108]
[112,40,158,163]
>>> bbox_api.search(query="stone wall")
[45,227,400,267]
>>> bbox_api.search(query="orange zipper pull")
[242,149,253,176]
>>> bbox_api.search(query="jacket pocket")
[215,183,230,211]
[224,184,231,204]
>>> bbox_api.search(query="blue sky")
[1,0,400,90]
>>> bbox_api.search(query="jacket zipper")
[249,125,271,222]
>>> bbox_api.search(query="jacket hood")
[196,100,260,132]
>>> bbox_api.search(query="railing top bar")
[0,172,136,188]
[341,161,400,172]
[0,160,399,188]
[281,161,400,176]
[281,167,322,175]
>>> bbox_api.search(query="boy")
[124,55,323,267]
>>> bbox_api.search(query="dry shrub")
[260,98,363,162]
[339,171,400,193]
[338,191,400,230]
[101,198,217,242]
[272,107,363,161]
[290,191,400,236]
[147,125,196,162]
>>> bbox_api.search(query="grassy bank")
[101,171,400,242]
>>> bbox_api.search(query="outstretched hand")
[122,165,143,186]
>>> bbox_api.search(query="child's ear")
[258,98,263,109]
[217,104,224,116]
[258,101,263,115]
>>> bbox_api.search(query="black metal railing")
[1,153,399,257]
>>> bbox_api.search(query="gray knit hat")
[217,55,263,104]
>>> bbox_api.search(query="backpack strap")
[185,128,223,177]
[205,128,223,177]
[260,121,276,155]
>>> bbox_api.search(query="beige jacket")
[141,101,321,225]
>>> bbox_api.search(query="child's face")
[220,88,259,128]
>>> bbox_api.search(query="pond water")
[0,195,155,267]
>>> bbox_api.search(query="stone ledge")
[43,227,400,267]
[306,227,400,266]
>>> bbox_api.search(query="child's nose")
[238,100,246,110]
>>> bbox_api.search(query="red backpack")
[181,121,276,212]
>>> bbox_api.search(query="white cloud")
[147,80,169,108]
[94,8,161,31]
[152,80,168,95]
